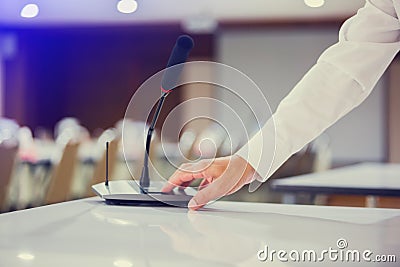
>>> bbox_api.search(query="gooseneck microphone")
[139,35,194,193]
[91,35,196,206]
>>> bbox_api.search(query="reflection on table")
[0,198,398,266]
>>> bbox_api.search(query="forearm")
[237,0,400,182]
[236,61,370,181]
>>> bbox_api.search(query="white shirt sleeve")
[236,0,400,182]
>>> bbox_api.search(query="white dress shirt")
[236,0,400,183]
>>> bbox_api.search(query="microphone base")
[103,193,193,207]
[92,180,195,207]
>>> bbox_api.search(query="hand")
[161,155,261,210]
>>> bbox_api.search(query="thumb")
[188,176,231,210]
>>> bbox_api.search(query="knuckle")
[179,163,191,171]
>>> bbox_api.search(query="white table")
[271,163,400,207]
[0,197,399,266]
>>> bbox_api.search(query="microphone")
[161,35,194,93]
[92,35,197,207]
[140,35,194,193]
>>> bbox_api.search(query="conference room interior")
[1,0,400,213]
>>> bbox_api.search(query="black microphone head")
[176,35,194,51]
[165,35,194,68]
[162,35,194,92]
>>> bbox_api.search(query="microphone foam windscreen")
[162,35,194,91]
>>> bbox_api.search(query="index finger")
[161,169,204,193]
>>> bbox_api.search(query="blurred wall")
[217,26,387,163]
[0,49,3,117]
[388,58,400,163]
[2,25,213,136]
[0,33,17,117]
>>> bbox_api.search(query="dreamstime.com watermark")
[257,238,397,263]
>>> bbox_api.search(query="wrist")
[232,154,262,184]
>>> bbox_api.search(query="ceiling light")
[304,0,325,8]
[17,253,35,261]
[113,259,133,267]
[182,15,218,33]
[20,4,39,18]
[117,0,138,14]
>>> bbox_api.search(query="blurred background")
[0,0,399,212]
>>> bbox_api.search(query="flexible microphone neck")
[139,94,167,193]
[139,35,194,193]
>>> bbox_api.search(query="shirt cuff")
[235,117,292,183]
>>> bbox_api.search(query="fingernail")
[188,198,198,209]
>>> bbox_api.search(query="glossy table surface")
[0,197,399,266]
[272,163,400,196]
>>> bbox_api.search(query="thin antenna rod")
[105,141,109,187]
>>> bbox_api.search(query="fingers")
[179,180,193,189]
[162,156,248,210]
[161,161,211,193]
[188,157,248,210]
[188,175,235,210]
[198,176,213,189]
[161,170,198,192]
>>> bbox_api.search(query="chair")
[44,142,80,205]
[0,144,18,211]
